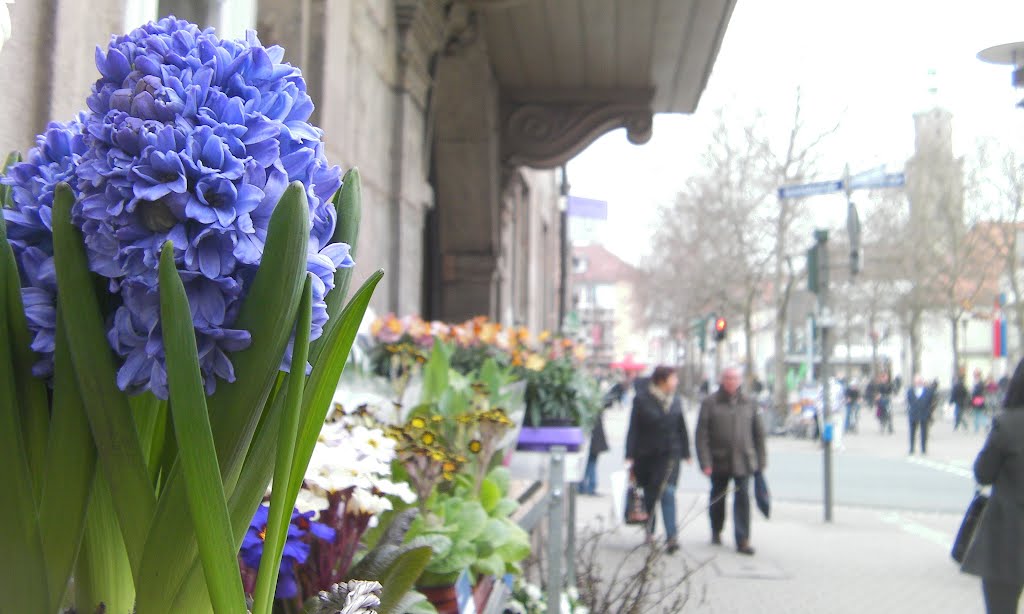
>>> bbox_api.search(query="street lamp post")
[977,41,1024,108]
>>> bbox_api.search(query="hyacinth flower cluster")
[2,16,353,398]
[0,16,383,614]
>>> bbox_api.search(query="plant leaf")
[0,204,49,502]
[51,182,154,572]
[74,473,136,614]
[377,546,433,614]
[37,318,97,609]
[0,230,49,613]
[0,151,21,207]
[253,275,313,614]
[137,182,309,613]
[158,242,246,614]
[285,270,382,507]
[312,167,362,365]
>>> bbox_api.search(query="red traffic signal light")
[714,317,727,341]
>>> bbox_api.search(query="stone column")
[431,13,503,322]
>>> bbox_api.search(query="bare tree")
[767,91,839,411]
[979,143,1024,355]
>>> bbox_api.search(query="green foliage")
[407,466,530,587]
[521,356,602,428]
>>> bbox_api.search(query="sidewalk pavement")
[574,494,986,613]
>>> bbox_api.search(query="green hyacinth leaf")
[286,269,382,508]
[51,182,155,573]
[169,270,383,614]
[0,206,49,503]
[38,319,97,610]
[0,226,50,614]
[158,242,246,614]
[137,182,309,614]
[252,275,313,614]
[317,168,362,348]
[1,151,22,207]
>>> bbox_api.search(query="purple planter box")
[516,426,584,452]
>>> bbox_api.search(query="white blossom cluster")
[297,408,415,521]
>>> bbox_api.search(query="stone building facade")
[1,0,734,331]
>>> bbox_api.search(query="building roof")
[572,244,638,285]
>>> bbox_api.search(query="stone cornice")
[501,89,654,169]
[394,0,448,106]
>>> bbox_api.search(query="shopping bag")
[951,490,988,563]
[754,471,771,519]
[624,479,649,525]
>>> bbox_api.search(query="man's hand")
[702,466,712,477]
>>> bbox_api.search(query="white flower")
[0,1,13,56]
[305,444,375,494]
[348,487,393,517]
[371,477,417,504]
[349,425,397,464]
[294,488,329,516]
[524,583,543,602]
[566,587,579,602]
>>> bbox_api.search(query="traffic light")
[714,317,727,342]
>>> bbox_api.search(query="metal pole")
[547,446,566,614]
[822,322,834,522]
[566,485,576,587]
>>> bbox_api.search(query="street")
[568,398,995,613]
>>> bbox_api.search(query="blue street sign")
[847,172,905,190]
[778,180,844,200]
[567,195,608,220]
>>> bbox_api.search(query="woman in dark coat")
[625,366,691,553]
[961,358,1024,613]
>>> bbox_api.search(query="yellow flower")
[410,417,426,429]
[431,414,444,423]
[420,431,436,446]
[431,450,445,462]
[573,345,588,361]
[525,353,546,371]
[538,330,551,343]
[468,439,483,454]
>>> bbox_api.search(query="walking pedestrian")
[906,374,934,455]
[972,370,988,433]
[872,371,895,434]
[579,405,608,496]
[960,357,1024,614]
[844,377,861,433]
[952,367,969,432]
[625,366,691,554]
[695,366,767,556]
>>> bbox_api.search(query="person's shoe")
[666,539,680,554]
[711,533,722,546]
[736,542,756,556]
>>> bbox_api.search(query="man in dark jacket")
[625,366,691,553]
[906,374,935,455]
[696,366,766,556]
[951,367,969,432]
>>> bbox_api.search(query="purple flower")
[2,117,88,377]
[240,503,336,600]
[70,16,353,397]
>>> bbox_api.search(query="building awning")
[473,0,737,168]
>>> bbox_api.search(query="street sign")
[847,172,905,191]
[778,180,844,200]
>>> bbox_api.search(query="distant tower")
[904,106,964,232]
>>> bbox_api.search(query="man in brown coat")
[696,366,767,555]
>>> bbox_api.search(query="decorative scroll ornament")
[502,100,654,169]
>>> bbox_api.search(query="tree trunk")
[951,315,960,382]
[909,309,922,378]
[772,200,790,417]
[744,301,756,389]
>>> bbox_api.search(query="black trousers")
[709,474,751,545]
[909,419,929,453]
[982,578,1023,614]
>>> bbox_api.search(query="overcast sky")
[567,0,1024,265]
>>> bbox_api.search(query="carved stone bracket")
[501,90,654,169]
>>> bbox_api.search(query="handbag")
[754,471,771,519]
[951,489,988,563]
[624,479,649,525]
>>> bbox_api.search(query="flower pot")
[516,425,584,452]
[420,584,460,614]
[473,575,496,610]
